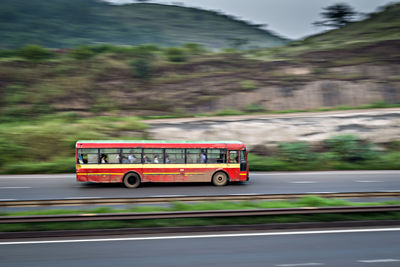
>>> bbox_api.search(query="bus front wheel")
[212,172,228,186]
[123,173,141,188]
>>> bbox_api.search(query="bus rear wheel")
[212,172,228,186]
[123,173,141,188]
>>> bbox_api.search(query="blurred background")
[0,0,399,174]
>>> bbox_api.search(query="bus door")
[228,150,240,181]
[240,150,249,181]
[240,150,248,172]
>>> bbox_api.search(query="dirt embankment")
[146,108,400,151]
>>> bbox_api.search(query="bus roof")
[76,140,245,149]
[77,140,243,144]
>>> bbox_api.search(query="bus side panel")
[183,166,213,182]
[142,165,180,182]
[86,167,111,183]
[76,164,88,182]
[226,164,240,181]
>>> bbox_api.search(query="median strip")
[0,196,400,234]
[1,192,400,207]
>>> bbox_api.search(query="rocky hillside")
[0,3,399,121]
[0,0,287,49]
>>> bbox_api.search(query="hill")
[0,3,399,121]
[258,2,400,62]
[0,0,287,49]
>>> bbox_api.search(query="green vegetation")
[0,114,147,174]
[249,135,400,172]
[252,3,400,63]
[165,47,187,62]
[0,0,287,49]
[1,197,400,232]
[18,45,54,61]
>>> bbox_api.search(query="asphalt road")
[0,171,399,200]
[1,228,400,266]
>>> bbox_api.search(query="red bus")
[76,140,249,188]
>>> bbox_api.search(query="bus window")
[186,149,201,164]
[121,148,141,164]
[99,149,120,164]
[165,149,185,164]
[143,148,163,164]
[207,149,227,163]
[77,148,98,164]
[229,151,239,163]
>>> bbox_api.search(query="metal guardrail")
[1,205,400,224]
[0,192,399,208]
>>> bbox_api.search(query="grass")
[1,197,400,232]
[0,114,147,174]
[248,151,400,172]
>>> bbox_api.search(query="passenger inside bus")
[121,156,129,164]
[143,155,151,164]
[100,154,108,164]
[201,152,207,163]
[128,154,137,163]
[78,154,88,164]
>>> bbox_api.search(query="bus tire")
[212,171,228,186]
[123,173,141,188]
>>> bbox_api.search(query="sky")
[106,0,397,39]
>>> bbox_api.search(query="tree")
[18,45,54,61]
[314,3,357,28]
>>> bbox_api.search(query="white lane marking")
[250,171,400,176]
[1,227,400,246]
[276,263,324,267]
[0,175,73,179]
[305,192,334,194]
[357,259,400,263]
[0,187,32,189]
[63,197,102,199]
[0,171,398,179]
[290,181,318,184]
[356,180,383,183]
[229,193,263,196]
[152,195,185,197]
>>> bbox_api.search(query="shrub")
[164,47,187,62]
[70,46,95,60]
[243,104,265,113]
[248,153,287,171]
[130,57,153,79]
[0,49,17,58]
[131,44,160,58]
[240,80,259,90]
[215,109,245,116]
[324,134,377,161]
[88,44,115,54]
[183,43,206,55]
[18,45,53,61]
[278,142,315,163]
[0,137,24,168]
